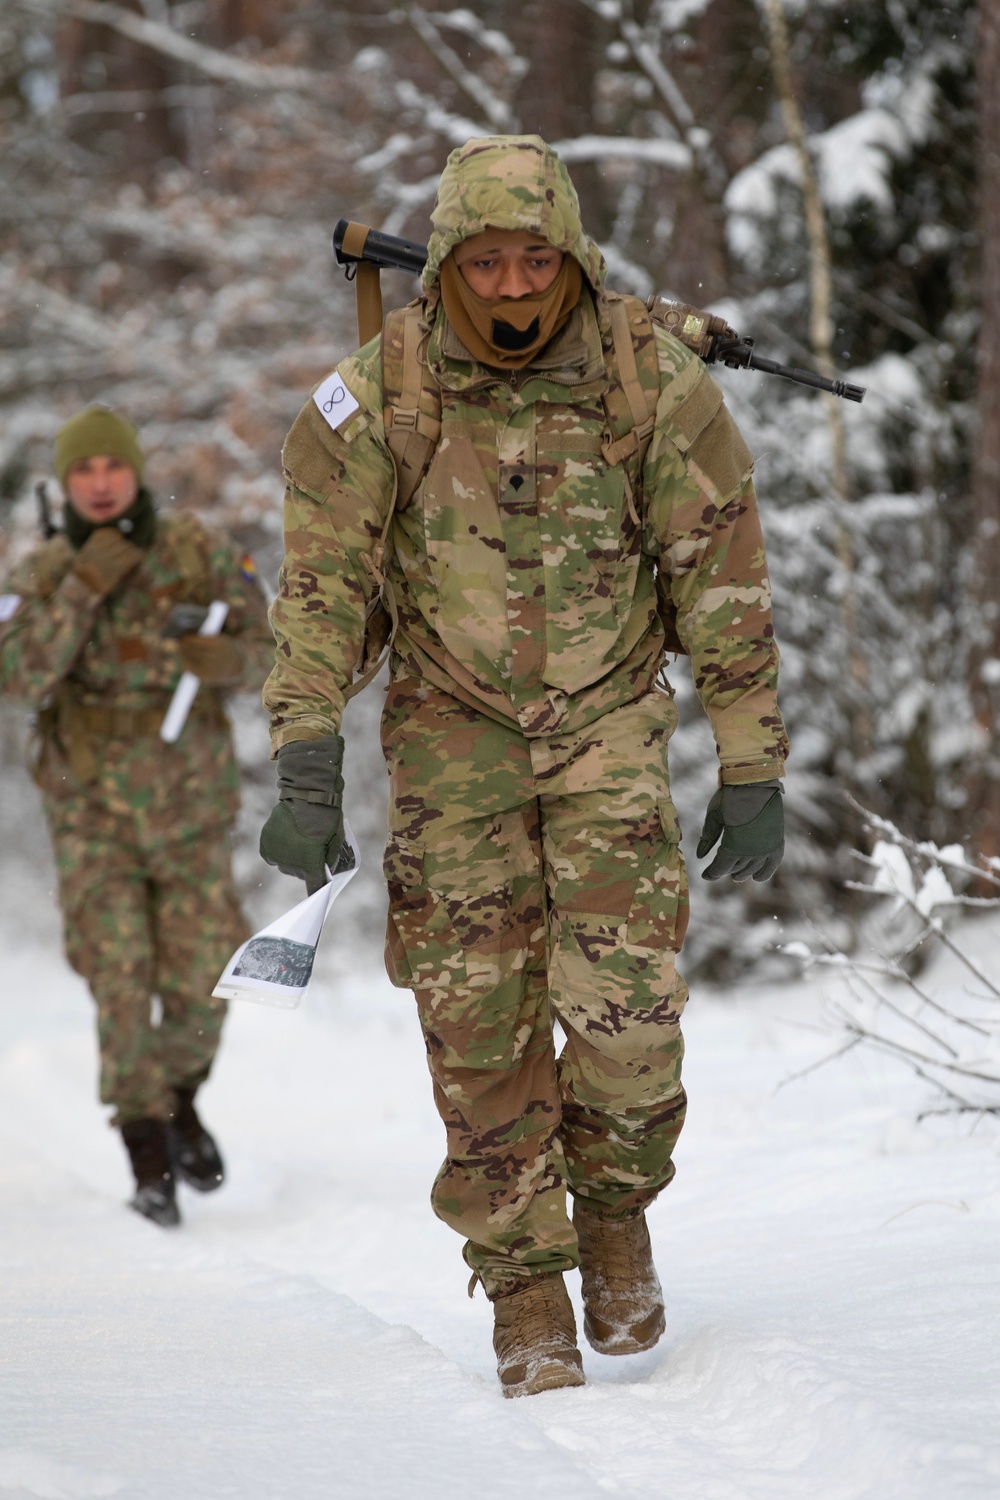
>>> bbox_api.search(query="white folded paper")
[160,599,230,744]
[212,821,360,1008]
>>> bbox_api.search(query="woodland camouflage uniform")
[265,136,788,1296]
[0,505,273,1124]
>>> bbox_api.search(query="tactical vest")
[347,292,687,699]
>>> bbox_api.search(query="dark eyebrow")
[471,241,558,256]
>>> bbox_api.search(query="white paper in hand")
[212,822,360,1008]
[160,599,229,744]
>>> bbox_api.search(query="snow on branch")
[1,268,118,350]
[377,176,442,237]
[845,794,1000,890]
[20,0,323,92]
[781,807,1000,1117]
[405,5,514,131]
[394,79,484,146]
[429,9,527,72]
[618,16,696,131]
[552,135,691,169]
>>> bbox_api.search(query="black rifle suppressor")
[333,217,866,404]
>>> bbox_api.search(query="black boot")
[168,1087,225,1193]
[120,1118,180,1227]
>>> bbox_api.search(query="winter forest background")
[0,0,993,979]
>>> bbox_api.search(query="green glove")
[259,736,345,893]
[696,780,784,882]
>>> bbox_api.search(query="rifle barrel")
[35,480,57,539]
[745,351,866,403]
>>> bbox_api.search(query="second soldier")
[0,407,274,1226]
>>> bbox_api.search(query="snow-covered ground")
[2,891,999,1500]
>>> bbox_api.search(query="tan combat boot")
[573,1199,665,1355]
[491,1273,587,1398]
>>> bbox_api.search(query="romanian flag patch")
[239,553,258,584]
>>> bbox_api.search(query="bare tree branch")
[405,5,514,131]
[20,0,323,92]
[553,135,690,169]
[394,79,484,146]
[776,1034,862,1090]
[847,793,1000,889]
[837,1020,1000,1089]
[618,13,695,131]
[59,84,218,115]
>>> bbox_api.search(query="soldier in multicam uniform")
[260,136,789,1396]
[0,407,273,1227]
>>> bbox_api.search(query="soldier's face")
[65,454,139,523]
[456,228,565,300]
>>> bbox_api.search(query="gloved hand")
[259,735,345,892]
[71,527,144,598]
[178,634,245,685]
[696,779,784,882]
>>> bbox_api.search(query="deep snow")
[2,891,999,1500]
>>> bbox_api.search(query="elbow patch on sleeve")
[671,374,755,507]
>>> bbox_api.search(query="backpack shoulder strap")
[603,292,694,658]
[382,300,441,509]
[345,302,441,702]
[601,293,660,526]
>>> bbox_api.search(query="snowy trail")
[2,927,999,1499]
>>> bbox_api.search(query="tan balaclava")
[438,244,583,369]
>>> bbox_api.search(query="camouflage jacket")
[0,511,273,831]
[266,135,788,785]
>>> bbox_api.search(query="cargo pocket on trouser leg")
[549,798,690,1215]
[382,809,535,996]
[383,809,572,1280]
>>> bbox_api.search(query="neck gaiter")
[439,253,583,369]
[63,487,157,551]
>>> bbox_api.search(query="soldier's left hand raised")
[697,780,784,882]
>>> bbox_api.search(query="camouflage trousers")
[381,679,690,1297]
[48,801,247,1124]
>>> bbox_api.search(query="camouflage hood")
[423,135,607,304]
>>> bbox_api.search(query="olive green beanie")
[54,406,144,486]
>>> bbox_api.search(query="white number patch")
[312,371,360,433]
